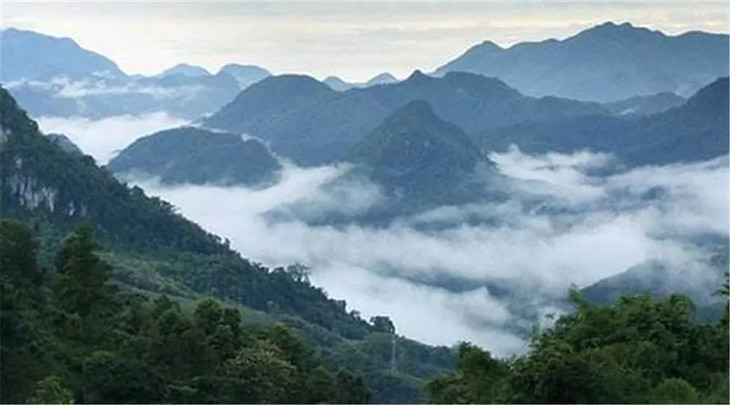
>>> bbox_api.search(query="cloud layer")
[41,116,728,356]
[129,149,727,355]
[36,113,187,164]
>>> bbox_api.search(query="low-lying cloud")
[48,115,726,355]
[121,147,727,356]
[36,113,187,164]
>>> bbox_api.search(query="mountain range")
[323,72,399,91]
[0,28,271,119]
[479,77,729,166]
[435,22,729,102]
[204,70,608,165]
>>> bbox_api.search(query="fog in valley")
[48,116,728,356]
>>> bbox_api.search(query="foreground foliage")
[426,287,729,404]
[0,220,371,403]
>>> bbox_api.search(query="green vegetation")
[426,286,730,404]
[0,220,371,404]
[0,86,456,403]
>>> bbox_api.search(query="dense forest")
[426,286,729,404]
[4,219,727,404]
[1,220,371,403]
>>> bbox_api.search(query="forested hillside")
[0,87,456,403]
[1,220,371,403]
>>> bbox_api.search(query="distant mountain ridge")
[159,63,211,78]
[0,28,125,82]
[205,70,608,165]
[603,92,686,116]
[323,72,399,91]
[1,28,271,119]
[435,22,729,102]
[479,77,730,166]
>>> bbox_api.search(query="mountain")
[323,72,398,91]
[479,77,730,166]
[218,64,271,88]
[0,28,265,119]
[323,76,355,91]
[108,127,282,186]
[0,28,125,82]
[364,72,398,87]
[435,22,729,102]
[603,92,686,116]
[0,86,455,403]
[352,100,489,204]
[581,255,727,320]
[205,71,608,165]
[160,63,211,78]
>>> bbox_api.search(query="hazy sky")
[3,1,728,82]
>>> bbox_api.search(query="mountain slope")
[480,77,730,166]
[352,100,488,203]
[109,127,282,186]
[0,28,258,119]
[603,92,686,116]
[218,64,271,88]
[160,63,211,78]
[435,22,729,102]
[0,28,125,81]
[0,87,455,402]
[205,71,607,165]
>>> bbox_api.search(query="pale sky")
[2,1,728,82]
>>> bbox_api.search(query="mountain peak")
[161,63,211,78]
[406,69,428,81]
[577,20,659,39]
[365,72,398,86]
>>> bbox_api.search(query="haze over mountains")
[1,19,728,404]
[0,28,272,119]
[435,22,729,102]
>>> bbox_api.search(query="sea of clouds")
[39,114,729,356]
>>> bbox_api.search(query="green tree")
[306,365,336,403]
[26,375,74,404]
[370,316,395,334]
[223,342,297,403]
[53,223,111,317]
[334,368,371,404]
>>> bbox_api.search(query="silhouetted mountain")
[480,77,729,166]
[206,71,607,165]
[435,22,729,102]
[603,92,686,116]
[364,72,398,87]
[0,28,125,82]
[323,72,398,91]
[0,28,268,119]
[581,256,727,320]
[109,127,281,186]
[160,63,211,78]
[218,64,271,88]
[323,76,354,91]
